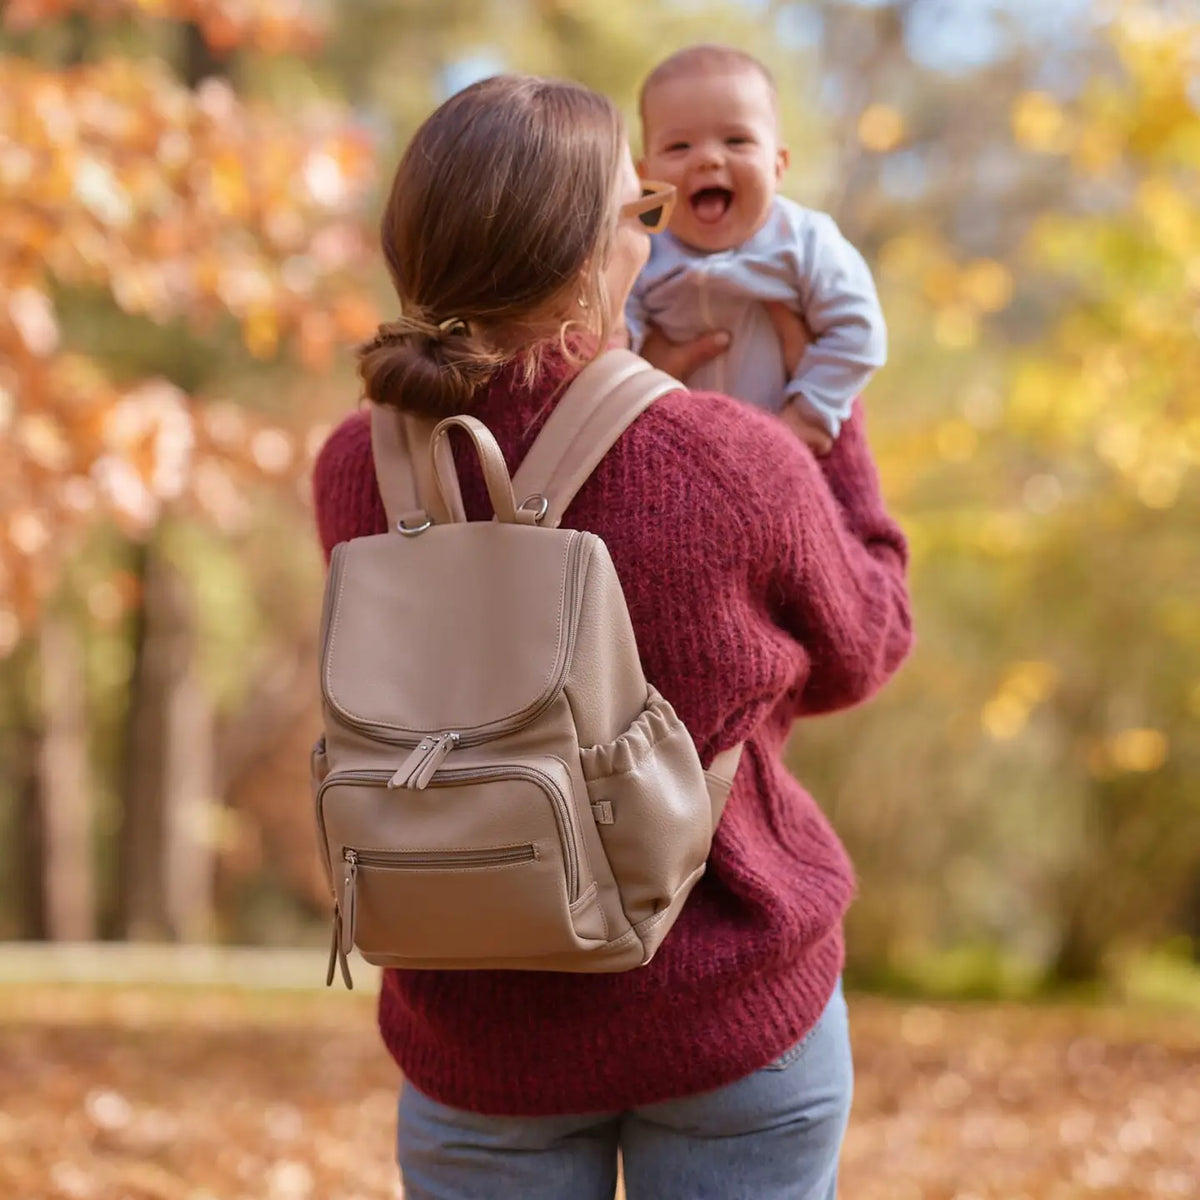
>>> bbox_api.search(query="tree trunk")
[118,541,169,938]
[1180,873,1200,963]
[37,615,95,940]
[182,21,225,87]
[1050,901,1106,984]
[117,539,215,940]
[5,703,47,939]
[162,658,217,942]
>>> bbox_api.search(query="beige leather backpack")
[313,349,741,987]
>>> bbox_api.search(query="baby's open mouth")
[689,186,733,224]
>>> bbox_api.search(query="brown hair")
[638,44,778,127]
[359,75,625,418]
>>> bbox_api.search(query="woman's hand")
[764,302,811,375]
[640,304,810,384]
[639,324,731,380]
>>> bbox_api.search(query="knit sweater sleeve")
[749,401,912,716]
[311,409,388,562]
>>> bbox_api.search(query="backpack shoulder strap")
[509,348,682,530]
[510,349,745,809]
[369,403,465,530]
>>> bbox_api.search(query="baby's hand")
[781,396,834,456]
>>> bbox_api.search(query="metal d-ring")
[397,515,433,537]
[518,494,549,524]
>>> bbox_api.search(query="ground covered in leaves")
[2,984,1197,1199]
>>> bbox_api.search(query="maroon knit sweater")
[312,351,912,1116]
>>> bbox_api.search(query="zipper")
[317,764,580,902]
[432,764,578,901]
[321,534,589,750]
[329,841,539,989]
[345,845,536,871]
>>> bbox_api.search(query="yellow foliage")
[959,260,1014,314]
[1011,91,1069,154]
[981,694,1028,741]
[1135,462,1182,510]
[981,662,1059,743]
[1004,661,1060,707]
[1072,123,1122,176]
[933,307,978,350]
[1136,177,1196,255]
[1108,728,1169,774]
[921,260,960,306]
[857,103,905,153]
[935,421,978,463]
[975,513,1031,558]
[1009,362,1062,427]
[878,232,939,280]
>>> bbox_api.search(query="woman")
[313,74,911,1200]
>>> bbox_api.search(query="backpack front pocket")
[317,757,598,965]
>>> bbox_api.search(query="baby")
[626,44,887,450]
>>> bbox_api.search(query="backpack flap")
[325,414,593,745]
[321,521,589,745]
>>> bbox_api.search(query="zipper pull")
[411,731,459,789]
[325,907,339,987]
[387,732,459,790]
[339,851,358,981]
[388,737,438,789]
[326,901,353,990]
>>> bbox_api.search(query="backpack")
[312,348,742,988]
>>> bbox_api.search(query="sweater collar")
[468,343,588,445]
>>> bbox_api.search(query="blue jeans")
[396,980,852,1199]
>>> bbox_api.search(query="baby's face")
[640,68,787,253]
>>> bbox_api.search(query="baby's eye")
[726,136,752,147]
[665,141,690,153]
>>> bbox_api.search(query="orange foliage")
[0,25,378,651]
[0,987,1197,1200]
[3,0,325,56]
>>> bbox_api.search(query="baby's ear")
[775,145,790,182]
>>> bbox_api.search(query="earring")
[577,294,589,310]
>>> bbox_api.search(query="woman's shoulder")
[314,407,372,481]
[627,386,818,501]
[311,407,386,555]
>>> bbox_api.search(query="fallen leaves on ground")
[1,985,1197,1199]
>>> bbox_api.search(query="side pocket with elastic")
[579,688,713,933]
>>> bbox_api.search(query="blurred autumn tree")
[800,0,1199,989]
[0,0,378,941]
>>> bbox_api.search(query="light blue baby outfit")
[626,195,887,436]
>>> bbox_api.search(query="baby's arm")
[784,211,887,440]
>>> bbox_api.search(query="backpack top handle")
[428,414,542,527]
